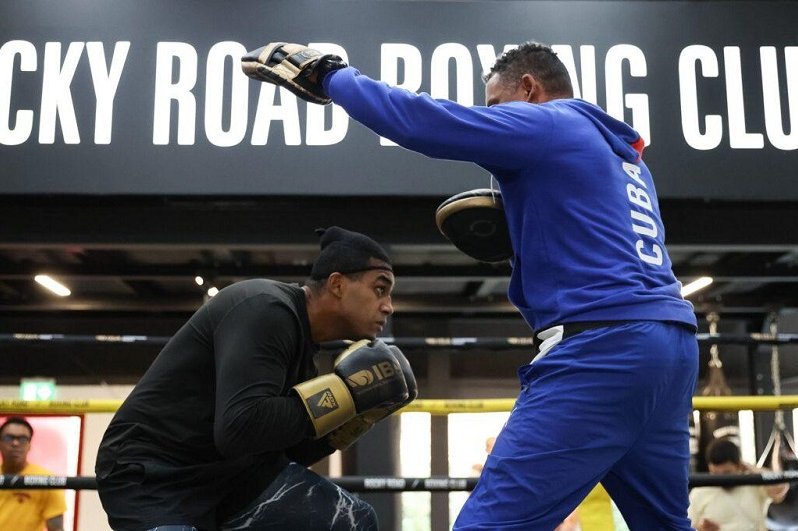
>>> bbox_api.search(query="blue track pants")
[454,321,698,530]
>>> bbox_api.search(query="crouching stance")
[96,227,416,530]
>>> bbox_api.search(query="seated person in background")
[689,437,789,531]
[0,416,66,531]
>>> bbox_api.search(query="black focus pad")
[435,189,512,263]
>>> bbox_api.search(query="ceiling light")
[207,287,219,297]
[195,276,204,286]
[681,276,713,297]
[34,275,71,297]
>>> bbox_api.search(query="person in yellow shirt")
[0,416,66,531]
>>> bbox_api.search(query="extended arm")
[240,43,547,172]
[324,66,547,170]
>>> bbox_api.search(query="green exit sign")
[20,379,57,401]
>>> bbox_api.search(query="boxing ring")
[2,395,798,491]
[2,330,798,529]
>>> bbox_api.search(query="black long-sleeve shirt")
[96,279,331,529]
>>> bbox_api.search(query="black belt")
[531,319,696,353]
[532,320,637,353]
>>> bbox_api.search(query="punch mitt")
[435,189,512,263]
[241,42,347,105]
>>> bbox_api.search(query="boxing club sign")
[0,0,795,199]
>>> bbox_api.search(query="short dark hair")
[0,416,33,438]
[484,41,573,98]
[706,438,741,466]
[308,226,392,284]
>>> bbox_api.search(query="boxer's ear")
[326,272,346,299]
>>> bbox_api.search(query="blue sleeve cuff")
[322,66,359,98]
[321,68,339,93]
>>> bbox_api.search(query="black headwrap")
[309,226,392,280]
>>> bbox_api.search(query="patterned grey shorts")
[219,462,378,530]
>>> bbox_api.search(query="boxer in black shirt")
[96,227,416,531]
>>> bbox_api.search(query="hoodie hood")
[558,99,644,163]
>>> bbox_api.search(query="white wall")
[0,384,133,531]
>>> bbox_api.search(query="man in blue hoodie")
[244,41,699,530]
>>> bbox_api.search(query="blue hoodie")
[325,67,696,331]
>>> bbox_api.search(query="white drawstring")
[531,325,564,363]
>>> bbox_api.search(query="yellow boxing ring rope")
[3,395,798,414]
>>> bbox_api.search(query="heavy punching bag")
[697,313,740,472]
[760,317,798,530]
